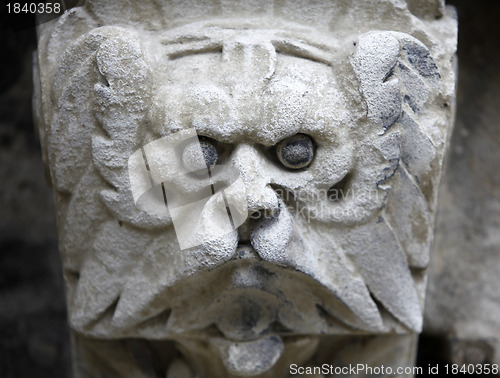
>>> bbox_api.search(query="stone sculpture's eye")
[276,134,315,170]
[182,139,218,172]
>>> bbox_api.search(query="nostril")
[327,172,352,202]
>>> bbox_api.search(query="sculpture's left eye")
[182,140,218,172]
[276,134,315,170]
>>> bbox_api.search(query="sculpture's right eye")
[182,140,218,172]
[276,134,315,170]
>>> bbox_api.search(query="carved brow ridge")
[161,32,334,65]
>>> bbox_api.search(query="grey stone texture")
[0,0,498,376]
[31,0,457,376]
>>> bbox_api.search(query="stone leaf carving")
[33,0,457,376]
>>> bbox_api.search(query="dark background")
[0,1,499,376]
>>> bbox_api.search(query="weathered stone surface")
[33,1,457,376]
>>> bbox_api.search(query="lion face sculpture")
[34,1,456,376]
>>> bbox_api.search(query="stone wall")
[0,25,71,377]
[423,0,500,365]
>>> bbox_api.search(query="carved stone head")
[34,0,457,376]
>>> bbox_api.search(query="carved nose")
[230,144,279,219]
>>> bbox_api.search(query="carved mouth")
[71,252,372,339]
[230,242,261,261]
[70,196,409,342]
[163,254,375,376]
